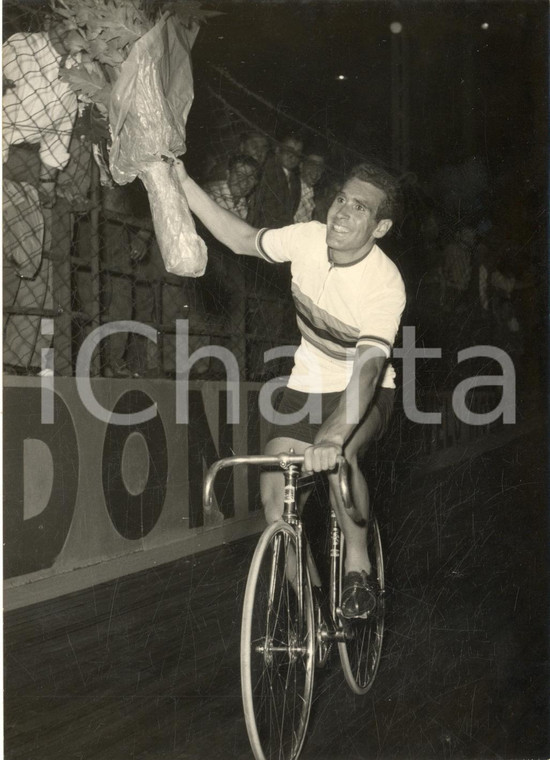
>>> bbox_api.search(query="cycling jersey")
[255,221,406,393]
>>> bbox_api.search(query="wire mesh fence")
[4,156,299,379]
[3,0,542,395]
[2,3,301,381]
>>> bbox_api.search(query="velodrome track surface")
[5,426,548,759]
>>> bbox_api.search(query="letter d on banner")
[4,388,79,578]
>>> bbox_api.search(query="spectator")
[203,129,269,184]
[239,130,270,169]
[3,15,80,374]
[438,224,499,355]
[294,150,326,223]
[203,153,260,219]
[442,226,475,299]
[312,174,341,224]
[248,132,303,228]
[480,238,535,357]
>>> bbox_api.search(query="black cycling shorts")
[265,385,395,446]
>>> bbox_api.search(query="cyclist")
[176,160,406,618]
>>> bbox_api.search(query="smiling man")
[177,160,406,618]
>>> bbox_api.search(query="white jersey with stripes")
[256,222,406,393]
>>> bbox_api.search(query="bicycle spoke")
[241,522,315,760]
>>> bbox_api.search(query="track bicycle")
[203,452,385,760]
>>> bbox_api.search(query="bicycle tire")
[338,515,385,695]
[241,520,315,760]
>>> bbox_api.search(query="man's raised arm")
[174,160,260,257]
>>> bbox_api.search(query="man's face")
[242,135,269,166]
[326,178,391,259]
[278,138,303,171]
[301,155,325,187]
[228,163,259,199]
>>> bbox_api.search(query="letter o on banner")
[102,390,168,540]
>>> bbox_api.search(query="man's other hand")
[303,441,342,473]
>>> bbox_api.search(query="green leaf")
[88,37,109,58]
[59,65,111,107]
[97,41,126,65]
[101,24,141,47]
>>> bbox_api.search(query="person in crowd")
[479,236,536,358]
[177,158,405,619]
[294,150,326,223]
[248,132,303,228]
[442,225,475,300]
[238,131,270,225]
[312,173,341,224]
[239,130,270,169]
[203,129,269,184]
[2,15,81,374]
[203,153,261,219]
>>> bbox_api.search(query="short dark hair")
[302,141,327,161]
[276,131,304,147]
[228,153,261,175]
[239,130,269,145]
[346,162,401,221]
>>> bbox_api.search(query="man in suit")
[248,133,303,228]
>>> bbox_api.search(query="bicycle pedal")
[336,605,374,623]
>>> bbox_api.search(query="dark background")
[185,0,548,328]
[187,0,547,180]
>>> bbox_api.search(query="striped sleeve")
[356,335,393,357]
[254,222,322,264]
[254,228,279,263]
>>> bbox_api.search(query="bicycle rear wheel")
[241,521,315,760]
[338,515,385,694]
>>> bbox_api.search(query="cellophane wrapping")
[108,14,207,277]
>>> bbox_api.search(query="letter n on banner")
[188,387,234,528]
[4,387,79,578]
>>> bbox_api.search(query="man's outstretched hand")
[303,441,342,473]
[174,159,188,183]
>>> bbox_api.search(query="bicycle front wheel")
[338,515,385,695]
[241,521,315,760]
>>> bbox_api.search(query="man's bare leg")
[328,454,371,574]
[328,404,383,618]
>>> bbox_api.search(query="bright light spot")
[481,22,489,30]
[390,21,403,34]
[336,74,347,81]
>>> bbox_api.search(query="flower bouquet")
[54,0,219,277]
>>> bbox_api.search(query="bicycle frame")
[203,452,357,640]
[206,452,385,759]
